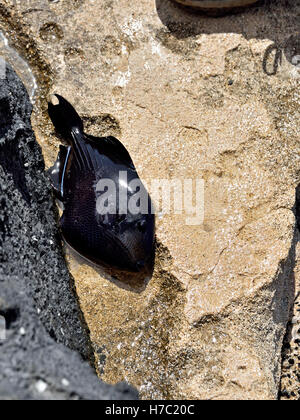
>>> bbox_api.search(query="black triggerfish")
[48,94,155,273]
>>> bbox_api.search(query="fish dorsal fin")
[86,134,135,169]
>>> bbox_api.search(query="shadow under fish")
[48,95,155,278]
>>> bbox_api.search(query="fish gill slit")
[60,146,71,198]
[71,132,88,171]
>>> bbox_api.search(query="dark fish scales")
[48,95,155,273]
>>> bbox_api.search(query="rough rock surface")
[1,0,300,399]
[280,268,300,400]
[0,64,138,400]
[280,191,300,400]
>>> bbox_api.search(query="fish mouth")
[135,260,145,272]
[133,250,155,273]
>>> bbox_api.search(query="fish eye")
[137,219,147,232]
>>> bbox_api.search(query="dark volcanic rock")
[0,64,138,400]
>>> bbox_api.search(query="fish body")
[48,95,155,272]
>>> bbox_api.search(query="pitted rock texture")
[280,191,300,400]
[0,65,138,400]
[280,288,300,400]
[1,0,300,399]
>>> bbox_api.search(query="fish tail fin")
[48,94,84,139]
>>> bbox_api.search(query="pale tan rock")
[1,0,300,399]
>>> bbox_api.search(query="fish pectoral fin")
[47,145,71,201]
